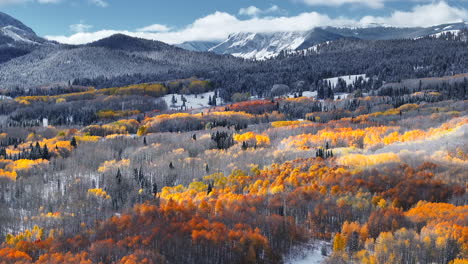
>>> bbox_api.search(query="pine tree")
[327,85,334,100]
[347,231,360,252]
[70,137,77,148]
[207,182,213,195]
[42,144,50,160]
[242,141,248,150]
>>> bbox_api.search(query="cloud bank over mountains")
[40,1,468,45]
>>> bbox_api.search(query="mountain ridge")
[187,22,468,59]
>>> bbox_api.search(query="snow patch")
[286,241,330,264]
[284,91,349,100]
[212,31,309,60]
[430,30,461,38]
[324,74,368,88]
[1,25,39,45]
[229,33,256,48]
[161,91,222,110]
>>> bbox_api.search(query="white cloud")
[89,0,107,7]
[137,24,171,32]
[70,22,93,33]
[239,6,262,17]
[360,1,468,27]
[299,0,385,8]
[266,5,280,13]
[239,5,282,17]
[45,1,468,45]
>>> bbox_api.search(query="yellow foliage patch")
[337,153,401,168]
[88,188,111,200]
[234,132,270,146]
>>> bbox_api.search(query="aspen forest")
[1,6,468,263]
[0,75,466,264]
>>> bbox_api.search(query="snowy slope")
[0,12,46,46]
[161,91,223,110]
[209,22,468,60]
[1,25,40,45]
[176,41,219,52]
[324,74,368,88]
[286,241,330,264]
[430,29,461,38]
[209,31,309,60]
[0,11,50,63]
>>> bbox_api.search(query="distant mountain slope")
[176,41,219,52]
[325,22,468,40]
[0,12,51,63]
[0,11,35,34]
[208,22,468,59]
[88,34,178,52]
[0,34,245,90]
[1,11,467,97]
[209,31,311,59]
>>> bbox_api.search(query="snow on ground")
[324,74,368,88]
[334,93,350,100]
[232,49,277,60]
[161,91,222,110]
[430,30,461,38]
[276,90,350,101]
[286,241,331,264]
[284,91,317,99]
[1,26,39,45]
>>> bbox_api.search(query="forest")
[63,35,468,102]
[0,64,466,263]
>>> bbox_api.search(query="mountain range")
[190,22,467,59]
[0,11,467,90]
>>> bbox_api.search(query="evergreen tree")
[207,182,213,195]
[70,137,77,148]
[242,141,248,150]
[42,144,50,160]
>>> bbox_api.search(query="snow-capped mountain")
[0,11,49,45]
[202,22,468,60]
[176,41,219,52]
[325,22,468,40]
[209,31,311,60]
[0,11,50,63]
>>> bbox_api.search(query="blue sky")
[1,0,468,44]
